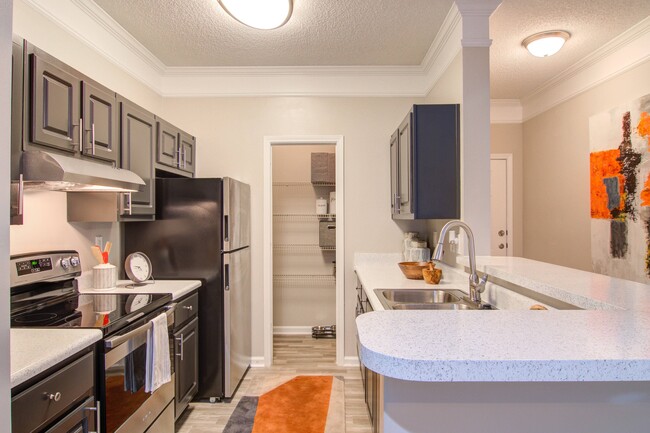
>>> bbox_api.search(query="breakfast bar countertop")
[355,253,650,383]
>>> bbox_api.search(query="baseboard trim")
[273,326,313,335]
[250,356,265,368]
[343,356,360,367]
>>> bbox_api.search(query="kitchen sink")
[374,288,496,311]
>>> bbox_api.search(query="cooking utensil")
[91,245,104,265]
[397,261,430,280]
[104,241,112,259]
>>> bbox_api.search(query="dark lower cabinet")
[11,349,98,433]
[174,292,199,419]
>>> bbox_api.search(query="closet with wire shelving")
[272,145,336,338]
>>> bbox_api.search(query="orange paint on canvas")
[637,112,650,150]
[641,173,650,207]
[590,149,623,219]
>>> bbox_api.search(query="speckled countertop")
[79,279,201,300]
[11,328,102,388]
[355,253,650,382]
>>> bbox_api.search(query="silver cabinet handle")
[17,174,23,216]
[85,400,101,433]
[120,192,132,216]
[176,145,182,168]
[327,225,335,230]
[46,391,62,402]
[395,194,401,213]
[181,147,186,169]
[91,122,96,155]
[176,334,184,361]
[78,117,83,150]
[182,305,193,311]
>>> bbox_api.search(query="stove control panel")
[10,251,81,288]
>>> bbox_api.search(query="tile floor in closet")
[176,335,372,432]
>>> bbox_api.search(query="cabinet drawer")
[12,351,94,433]
[175,292,198,328]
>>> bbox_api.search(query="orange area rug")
[224,375,345,433]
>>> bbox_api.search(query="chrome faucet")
[432,220,488,305]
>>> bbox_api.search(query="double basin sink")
[374,288,497,310]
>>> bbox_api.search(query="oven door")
[102,305,175,433]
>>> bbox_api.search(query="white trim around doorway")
[490,153,514,256]
[263,135,345,367]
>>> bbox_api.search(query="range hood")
[21,151,145,192]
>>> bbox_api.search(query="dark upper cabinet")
[156,118,196,177]
[28,52,80,154]
[120,97,156,218]
[82,81,119,163]
[25,45,119,166]
[390,104,460,220]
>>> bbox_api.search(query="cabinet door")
[120,98,155,217]
[397,113,412,215]
[29,53,80,153]
[175,317,199,419]
[178,130,195,175]
[156,119,180,168]
[82,81,118,164]
[389,130,399,215]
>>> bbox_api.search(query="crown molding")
[491,99,523,123]
[522,16,650,121]
[421,4,463,95]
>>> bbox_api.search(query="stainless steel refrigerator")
[123,177,251,401]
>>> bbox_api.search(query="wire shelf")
[274,244,335,251]
[273,213,336,220]
[273,274,336,282]
[273,181,335,187]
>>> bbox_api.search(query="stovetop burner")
[13,312,58,325]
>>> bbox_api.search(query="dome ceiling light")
[218,0,293,30]
[522,30,571,58]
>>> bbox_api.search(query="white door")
[490,158,510,256]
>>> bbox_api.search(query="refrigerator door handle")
[224,215,229,243]
[224,263,230,291]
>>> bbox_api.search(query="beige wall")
[272,144,336,329]
[491,123,523,256]
[160,96,426,358]
[522,59,650,271]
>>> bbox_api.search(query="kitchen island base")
[382,378,650,433]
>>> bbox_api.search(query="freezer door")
[223,247,251,398]
[223,177,251,251]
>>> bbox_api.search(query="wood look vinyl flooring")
[175,335,372,432]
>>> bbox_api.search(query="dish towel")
[145,312,171,393]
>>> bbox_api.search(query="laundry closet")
[272,145,336,338]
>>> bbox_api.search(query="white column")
[0,0,12,428]
[455,0,502,254]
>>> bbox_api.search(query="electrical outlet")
[95,235,103,249]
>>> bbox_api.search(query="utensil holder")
[93,264,116,290]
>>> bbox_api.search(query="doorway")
[263,136,345,367]
[490,154,514,256]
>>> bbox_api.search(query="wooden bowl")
[398,262,430,280]
[422,268,443,284]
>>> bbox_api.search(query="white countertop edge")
[359,344,650,382]
[79,279,201,300]
[11,329,103,388]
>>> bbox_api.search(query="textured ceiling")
[92,0,453,67]
[93,0,650,99]
[489,0,650,99]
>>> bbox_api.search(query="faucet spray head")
[432,242,445,262]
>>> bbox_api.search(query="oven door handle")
[104,303,176,349]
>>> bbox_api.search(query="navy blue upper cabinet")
[390,104,460,220]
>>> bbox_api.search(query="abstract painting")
[590,93,650,283]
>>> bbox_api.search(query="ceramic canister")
[316,197,328,214]
[93,263,117,290]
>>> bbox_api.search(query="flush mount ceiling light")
[218,0,293,30]
[522,30,571,57]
